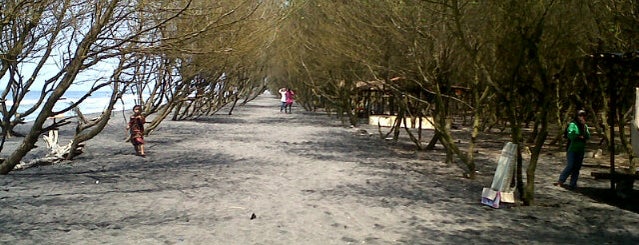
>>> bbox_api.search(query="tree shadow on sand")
[575,186,639,214]
[313,162,639,244]
[194,117,247,124]
[0,151,241,238]
[274,121,639,244]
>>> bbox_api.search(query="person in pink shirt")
[284,89,295,114]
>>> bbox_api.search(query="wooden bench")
[591,171,639,198]
[591,171,639,181]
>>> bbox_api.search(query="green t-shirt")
[567,122,590,152]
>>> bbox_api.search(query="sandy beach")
[1,94,638,244]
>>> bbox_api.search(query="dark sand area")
[1,94,638,244]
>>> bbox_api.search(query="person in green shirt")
[555,110,590,189]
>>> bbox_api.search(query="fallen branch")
[13,130,83,171]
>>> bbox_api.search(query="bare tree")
[0,0,194,174]
[1,0,68,139]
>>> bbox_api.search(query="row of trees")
[266,0,639,205]
[0,0,283,173]
[1,0,638,206]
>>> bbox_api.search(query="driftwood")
[13,130,83,170]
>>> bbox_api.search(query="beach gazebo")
[588,51,639,193]
[355,80,394,117]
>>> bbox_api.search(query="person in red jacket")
[127,105,146,157]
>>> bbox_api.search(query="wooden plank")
[583,164,638,174]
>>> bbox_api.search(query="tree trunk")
[228,93,239,115]
[0,0,119,174]
[523,111,549,206]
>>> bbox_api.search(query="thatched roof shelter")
[355,80,388,91]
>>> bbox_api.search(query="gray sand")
[1,94,638,244]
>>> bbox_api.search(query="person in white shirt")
[279,88,287,112]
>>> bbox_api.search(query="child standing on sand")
[127,105,146,157]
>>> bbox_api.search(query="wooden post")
[633,87,639,163]
[608,58,616,191]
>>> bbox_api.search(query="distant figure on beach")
[555,109,590,189]
[279,88,288,112]
[285,89,295,114]
[127,105,146,157]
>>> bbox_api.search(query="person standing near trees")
[127,105,146,157]
[279,88,288,112]
[285,89,295,114]
[555,110,590,189]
